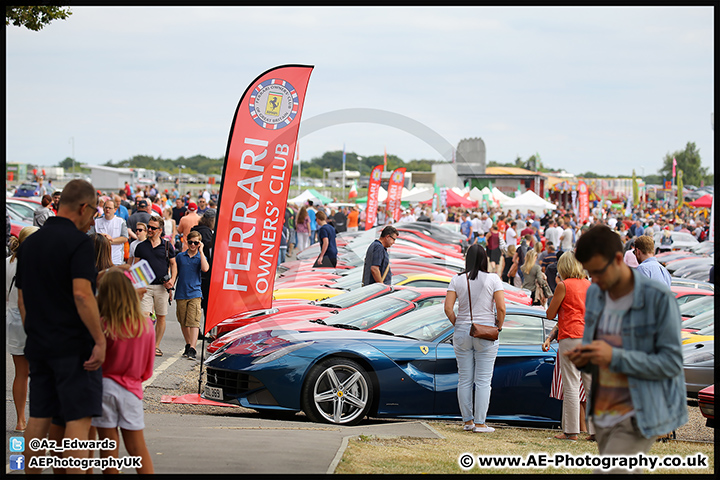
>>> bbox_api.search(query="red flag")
[383,147,387,170]
[365,164,384,230]
[385,167,406,221]
[578,180,589,224]
[205,65,313,334]
[348,180,358,199]
[672,157,677,178]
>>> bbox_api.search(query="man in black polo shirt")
[134,215,177,356]
[16,179,106,474]
[362,226,399,286]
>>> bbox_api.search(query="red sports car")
[698,385,714,428]
[208,286,449,353]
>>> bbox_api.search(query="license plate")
[204,385,223,401]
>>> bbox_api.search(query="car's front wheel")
[301,357,373,426]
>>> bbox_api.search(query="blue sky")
[5,6,714,177]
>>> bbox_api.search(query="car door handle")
[543,357,556,364]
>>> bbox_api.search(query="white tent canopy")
[492,187,513,205]
[287,189,327,205]
[401,187,433,203]
[501,190,557,212]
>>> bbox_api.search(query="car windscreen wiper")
[368,329,395,336]
[317,303,342,309]
[328,324,360,330]
[309,318,327,325]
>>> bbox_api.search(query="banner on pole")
[365,164,384,230]
[386,167,406,221]
[577,180,589,224]
[205,65,313,333]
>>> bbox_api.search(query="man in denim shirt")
[633,235,672,287]
[567,225,686,474]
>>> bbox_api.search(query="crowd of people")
[5,179,222,473]
[6,178,713,474]
[432,202,711,473]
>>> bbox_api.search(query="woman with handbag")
[444,244,506,434]
[542,251,594,441]
[521,250,543,305]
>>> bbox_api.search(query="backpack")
[286,207,296,229]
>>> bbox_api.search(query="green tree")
[659,142,709,187]
[6,6,71,31]
[57,157,76,169]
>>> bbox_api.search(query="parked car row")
[202,221,551,427]
[658,237,715,427]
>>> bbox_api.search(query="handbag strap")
[465,273,473,322]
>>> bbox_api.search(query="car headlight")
[251,341,314,364]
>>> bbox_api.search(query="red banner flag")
[365,165,384,230]
[385,167,406,221]
[578,180,589,224]
[205,65,313,334]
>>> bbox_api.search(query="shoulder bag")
[466,273,500,341]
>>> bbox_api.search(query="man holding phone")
[566,225,686,474]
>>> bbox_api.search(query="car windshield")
[326,297,410,330]
[386,288,421,302]
[326,269,363,289]
[371,304,452,341]
[679,296,715,317]
[693,324,714,336]
[315,283,388,308]
[682,309,714,330]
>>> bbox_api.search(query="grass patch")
[335,423,714,474]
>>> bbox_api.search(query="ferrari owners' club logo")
[420,346,429,355]
[249,78,299,130]
[372,168,382,181]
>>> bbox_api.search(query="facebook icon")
[10,454,25,471]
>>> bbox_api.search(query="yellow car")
[682,333,714,345]
[272,287,344,303]
[272,272,451,302]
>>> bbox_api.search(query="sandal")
[554,433,578,441]
[155,347,163,357]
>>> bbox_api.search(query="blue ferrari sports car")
[203,304,561,426]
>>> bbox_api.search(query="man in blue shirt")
[314,211,337,267]
[460,213,473,244]
[174,231,209,360]
[633,235,672,287]
[307,200,317,245]
[362,226,398,286]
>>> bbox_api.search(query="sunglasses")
[187,241,200,246]
[136,229,145,233]
[146,225,160,231]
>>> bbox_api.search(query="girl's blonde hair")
[9,226,40,263]
[557,251,587,280]
[97,269,148,340]
[522,249,537,275]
